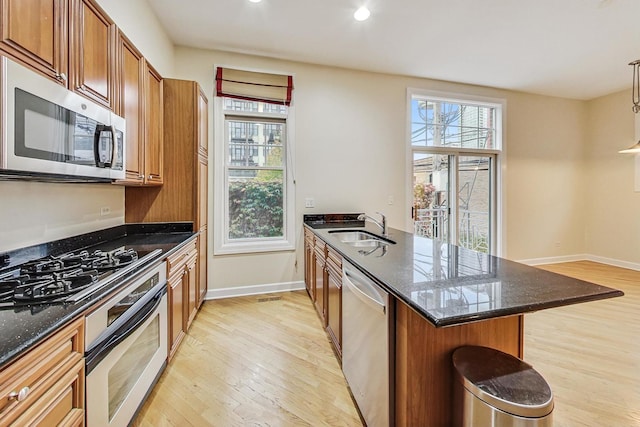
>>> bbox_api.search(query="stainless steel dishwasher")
[342,260,392,427]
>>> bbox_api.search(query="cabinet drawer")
[11,358,84,427]
[304,228,314,243]
[167,240,197,277]
[327,247,342,272]
[0,318,84,425]
[313,239,326,258]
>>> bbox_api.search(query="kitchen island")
[304,214,623,426]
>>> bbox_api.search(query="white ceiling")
[147,0,640,100]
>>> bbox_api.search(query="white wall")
[94,0,175,77]
[585,90,640,264]
[173,46,588,290]
[0,0,174,252]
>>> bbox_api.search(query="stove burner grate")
[0,246,139,307]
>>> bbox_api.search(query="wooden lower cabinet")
[168,269,185,361]
[313,240,327,327]
[197,227,207,308]
[0,318,85,426]
[325,247,342,359]
[167,239,198,361]
[304,230,315,301]
[394,303,524,426]
[304,229,342,359]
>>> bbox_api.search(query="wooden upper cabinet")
[117,32,144,184]
[143,61,163,185]
[69,0,116,109]
[0,0,69,84]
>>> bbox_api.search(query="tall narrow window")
[409,90,504,255]
[214,69,295,254]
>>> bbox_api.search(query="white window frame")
[405,88,507,256]
[213,94,296,255]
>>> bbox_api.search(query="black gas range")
[0,246,160,309]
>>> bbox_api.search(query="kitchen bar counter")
[304,217,623,327]
[0,223,198,369]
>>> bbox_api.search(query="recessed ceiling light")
[249,0,262,3]
[354,6,370,21]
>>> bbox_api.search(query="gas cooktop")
[0,247,155,308]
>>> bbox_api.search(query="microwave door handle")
[93,124,107,168]
[109,125,117,169]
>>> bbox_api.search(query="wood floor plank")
[132,291,363,427]
[525,261,640,427]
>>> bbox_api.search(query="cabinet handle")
[56,72,67,82]
[8,386,30,402]
[138,174,144,179]
[148,175,153,180]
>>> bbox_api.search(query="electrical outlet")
[305,198,315,208]
[554,241,561,248]
[388,195,394,205]
[100,206,111,216]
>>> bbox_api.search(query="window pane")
[411,97,497,149]
[458,156,491,253]
[228,170,284,239]
[413,153,449,241]
[227,121,284,167]
[223,98,287,115]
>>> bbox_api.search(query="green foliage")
[414,182,436,209]
[229,180,283,239]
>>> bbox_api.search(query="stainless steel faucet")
[358,212,387,236]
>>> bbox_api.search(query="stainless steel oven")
[85,261,167,427]
[0,56,125,180]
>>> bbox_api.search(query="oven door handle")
[85,285,166,375]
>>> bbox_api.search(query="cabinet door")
[185,255,198,330]
[69,0,116,109]
[197,226,207,308]
[168,273,185,361]
[314,250,326,326]
[117,32,144,183]
[196,156,208,230]
[304,238,314,300]
[144,61,163,185]
[197,87,208,157]
[0,0,68,84]
[327,269,342,359]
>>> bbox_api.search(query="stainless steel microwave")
[0,56,125,181]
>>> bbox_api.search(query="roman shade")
[215,67,294,106]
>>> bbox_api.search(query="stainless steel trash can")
[452,346,554,427]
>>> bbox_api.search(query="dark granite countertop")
[304,216,623,327]
[0,223,198,369]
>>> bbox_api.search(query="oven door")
[86,290,167,427]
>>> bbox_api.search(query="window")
[214,95,295,254]
[408,90,504,255]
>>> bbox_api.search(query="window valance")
[215,67,293,106]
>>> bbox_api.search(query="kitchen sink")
[328,230,396,246]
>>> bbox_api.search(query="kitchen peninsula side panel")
[395,302,523,426]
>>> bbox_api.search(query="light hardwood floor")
[525,261,640,427]
[132,291,363,427]
[134,261,639,426]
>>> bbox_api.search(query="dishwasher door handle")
[343,268,386,314]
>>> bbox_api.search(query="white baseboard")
[585,254,640,272]
[205,281,305,300]
[515,253,640,272]
[516,254,588,266]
